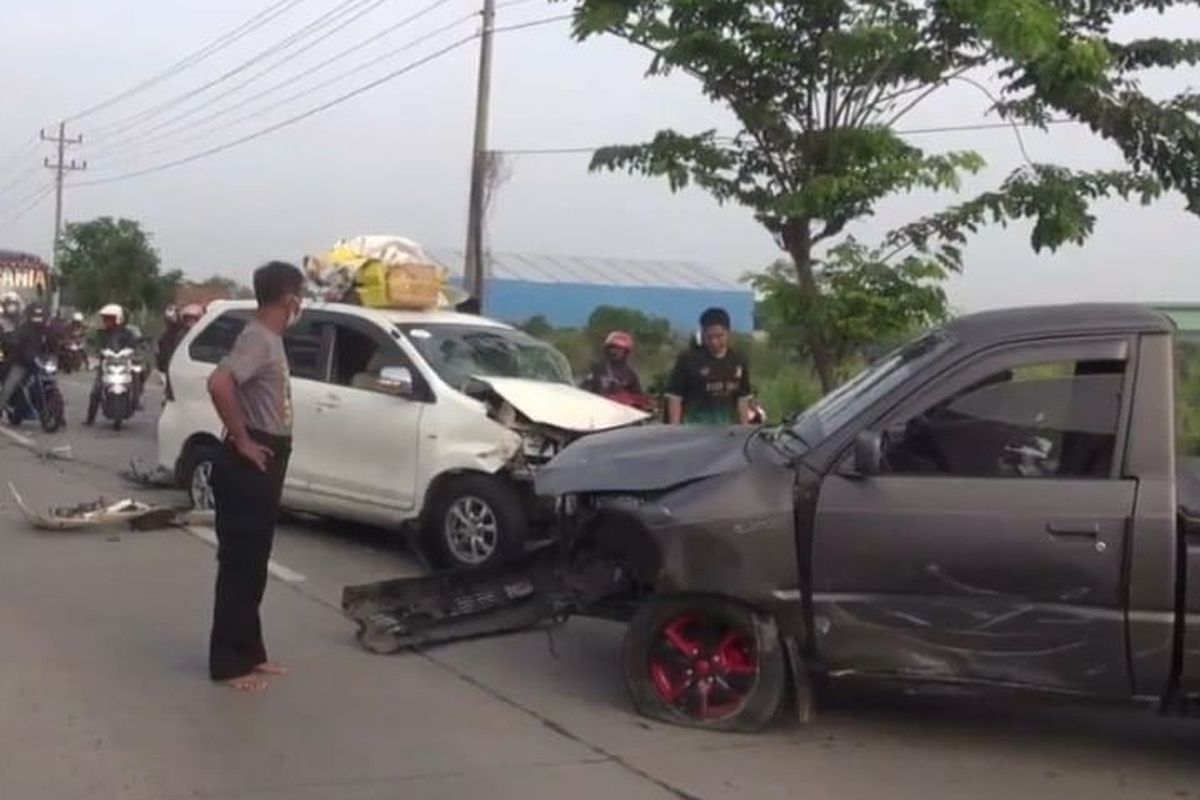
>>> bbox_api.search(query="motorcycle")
[2,355,66,433]
[605,390,658,413]
[60,335,87,374]
[98,347,137,430]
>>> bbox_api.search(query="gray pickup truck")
[345,304,1200,732]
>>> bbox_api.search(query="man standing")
[206,261,304,692]
[666,307,752,426]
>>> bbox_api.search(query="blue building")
[426,249,754,332]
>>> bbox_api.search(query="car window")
[283,319,325,381]
[883,359,1125,479]
[187,310,249,364]
[330,322,411,393]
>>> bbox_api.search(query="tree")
[571,0,1199,391]
[191,275,255,300]
[750,238,948,376]
[585,305,674,351]
[56,217,181,313]
[519,314,556,338]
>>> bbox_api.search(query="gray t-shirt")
[221,319,292,436]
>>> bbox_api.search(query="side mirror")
[377,366,415,398]
[854,430,884,476]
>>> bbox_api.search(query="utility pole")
[463,0,495,308]
[41,122,86,314]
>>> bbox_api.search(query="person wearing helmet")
[0,304,50,419]
[84,304,137,425]
[581,330,643,399]
[0,291,22,340]
[157,303,203,374]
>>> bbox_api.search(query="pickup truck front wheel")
[623,596,788,732]
[427,475,527,570]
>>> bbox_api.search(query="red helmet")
[604,331,634,351]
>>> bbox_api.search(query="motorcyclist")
[85,303,137,426]
[157,303,201,374]
[0,292,22,348]
[0,304,50,420]
[580,331,643,400]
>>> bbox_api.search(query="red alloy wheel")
[648,612,759,721]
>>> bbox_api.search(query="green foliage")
[585,305,674,352]
[1176,336,1200,457]
[750,239,948,371]
[518,314,555,338]
[193,274,254,300]
[568,0,1200,391]
[56,217,180,314]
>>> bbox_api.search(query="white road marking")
[182,525,307,584]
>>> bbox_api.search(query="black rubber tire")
[40,390,64,433]
[178,442,221,511]
[622,595,788,733]
[425,474,527,571]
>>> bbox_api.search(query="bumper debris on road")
[8,483,213,531]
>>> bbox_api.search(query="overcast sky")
[1,0,1199,312]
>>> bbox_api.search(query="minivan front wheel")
[178,443,221,511]
[428,475,526,570]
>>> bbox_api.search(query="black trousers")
[209,429,292,681]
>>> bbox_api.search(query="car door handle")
[316,398,341,410]
[1046,522,1101,539]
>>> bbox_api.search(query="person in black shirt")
[0,304,50,418]
[581,330,643,400]
[666,307,751,426]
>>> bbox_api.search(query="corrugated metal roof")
[424,248,744,291]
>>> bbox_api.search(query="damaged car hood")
[535,424,755,495]
[474,376,649,433]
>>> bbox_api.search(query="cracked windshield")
[3,1,1200,798]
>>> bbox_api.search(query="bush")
[756,363,821,423]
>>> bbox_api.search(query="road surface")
[2,372,1200,799]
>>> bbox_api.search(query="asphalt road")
[3,372,1200,799]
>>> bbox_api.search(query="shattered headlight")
[521,433,559,462]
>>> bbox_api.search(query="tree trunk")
[782,220,837,394]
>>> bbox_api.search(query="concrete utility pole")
[41,122,86,313]
[462,0,495,308]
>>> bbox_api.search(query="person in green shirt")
[666,307,752,426]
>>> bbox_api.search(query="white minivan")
[159,300,648,569]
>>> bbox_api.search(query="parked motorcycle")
[1,355,66,433]
[98,347,137,430]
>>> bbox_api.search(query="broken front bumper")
[342,546,633,654]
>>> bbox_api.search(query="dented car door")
[810,337,1137,697]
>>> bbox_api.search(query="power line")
[89,0,464,162]
[88,0,386,142]
[493,118,1079,156]
[75,32,480,188]
[0,184,54,230]
[90,9,482,169]
[88,0,408,158]
[0,161,44,196]
[491,12,571,32]
[0,136,38,176]
[66,0,311,123]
